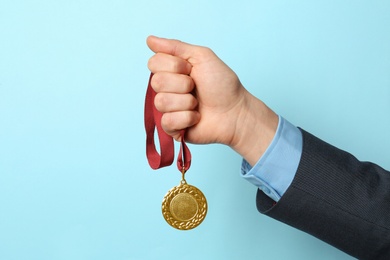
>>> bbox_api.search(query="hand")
[146,36,278,165]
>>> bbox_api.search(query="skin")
[147,35,279,166]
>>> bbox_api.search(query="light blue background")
[0,1,389,259]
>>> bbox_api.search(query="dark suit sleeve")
[256,129,390,260]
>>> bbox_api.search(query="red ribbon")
[144,73,191,172]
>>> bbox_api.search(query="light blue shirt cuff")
[240,116,303,202]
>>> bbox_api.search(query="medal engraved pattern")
[162,182,207,230]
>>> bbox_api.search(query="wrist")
[230,91,279,166]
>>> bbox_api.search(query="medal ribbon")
[144,73,192,172]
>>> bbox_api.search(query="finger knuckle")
[154,93,166,111]
[147,57,154,71]
[181,75,194,93]
[188,95,198,109]
[161,113,176,130]
[151,73,163,92]
[182,111,194,126]
[198,46,214,59]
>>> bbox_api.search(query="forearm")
[256,129,390,259]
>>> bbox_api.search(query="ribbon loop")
[144,73,192,172]
[177,130,191,172]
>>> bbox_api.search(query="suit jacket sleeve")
[256,129,390,260]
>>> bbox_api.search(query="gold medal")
[162,171,207,230]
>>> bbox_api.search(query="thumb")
[146,35,199,61]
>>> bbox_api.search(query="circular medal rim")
[162,183,207,230]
